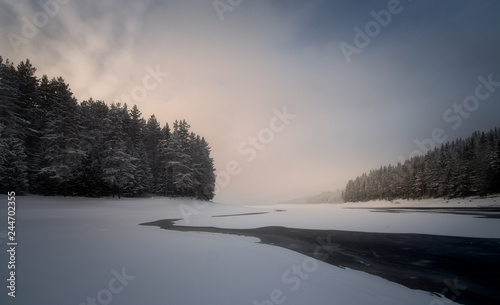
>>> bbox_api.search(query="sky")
[0,0,499,205]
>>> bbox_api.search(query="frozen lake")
[1,195,499,305]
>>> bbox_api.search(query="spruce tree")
[101,103,137,198]
[0,57,28,193]
[37,77,85,196]
[144,115,164,194]
[167,120,195,196]
[0,57,217,200]
[157,123,172,195]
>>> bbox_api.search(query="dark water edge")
[141,219,500,305]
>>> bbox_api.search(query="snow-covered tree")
[16,59,43,192]
[343,127,500,202]
[191,135,216,200]
[0,57,28,193]
[72,98,109,196]
[157,123,172,195]
[144,115,164,194]
[167,120,195,196]
[37,77,85,196]
[101,103,137,198]
[0,56,217,199]
[127,105,153,195]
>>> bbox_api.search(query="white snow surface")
[183,197,500,239]
[2,195,497,305]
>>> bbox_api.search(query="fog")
[1,0,499,204]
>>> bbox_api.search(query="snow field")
[176,197,500,238]
[0,195,486,304]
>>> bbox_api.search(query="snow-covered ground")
[337,196,500,208]
[2,195,498,305]
[186,196,500,239]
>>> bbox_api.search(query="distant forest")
[343,128,500,202]
[0,57,216,199]
[278,190,343,205]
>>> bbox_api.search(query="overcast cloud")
[1,0,499,204]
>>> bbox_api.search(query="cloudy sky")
[1,0,499,205]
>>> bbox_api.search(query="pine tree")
[191,134,216,200]
[144,115,164,194]
[167,120,195,196]
[101,103,137,198]
[16,59,42,192]
[37,77,85,196]
[0,57,28,193]
[485,129,500,194]
[0,57,217,200]
[343,127,500,202]
[72,98,109,196]
[157,123,173,195]
[125,105,152,195]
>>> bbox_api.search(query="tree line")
[278,190,343,205]
[343,128,500,202]
[0,57,216,199]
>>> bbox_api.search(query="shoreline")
[265,195,500,209]
[353,207,500,219]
